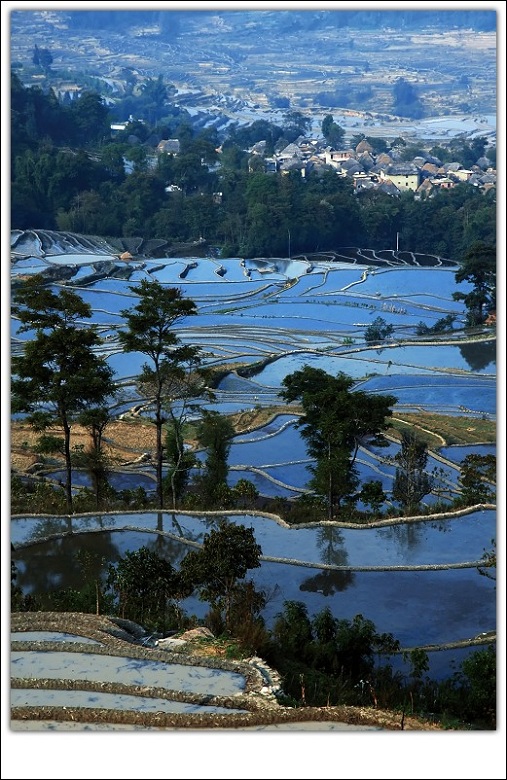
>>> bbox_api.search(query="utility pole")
[396,232,400,252]
[288,228,291,259]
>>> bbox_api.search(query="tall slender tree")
[77,407,113,509]
[119,280,199,508]
[162,358,213,509]
[392,430,432,513]
[321,114,345,147]
[12,276,117,512]
[194,410,235,506]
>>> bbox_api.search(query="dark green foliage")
[211,580,268,654]
[180,520,262,632]
[233,478,259,509]
[194,411,235,506]
[448,135,488,169]
[359,480,386,514]
[162,364,211,509]
[416,314,456,336]
[485,146,496,166]
[282,110,312,140]
[11,474,68,515]
[163,427,196,508]
[32,44,53,72]
[272,601,314,666]
[32,434,64,456]
[139,75,169,124]
[40,585,114,616]
[393,77,425,118]
[363,136,389,154]
[69,91,111,146]
[458,454,496,506]
[280,366,396,518]
[227,119,284,152]
[309,450,360,518]
[364,316,394,344]
[456,646,496,728]
[453,242,496,326]
[406,647,430,680]
[392,430,432,513]
[119,280,199,509]
[106,546,187,632]
[269,602,400,706]
[12,278,117,512]
[74,407,113,509]
[321,114,346,147]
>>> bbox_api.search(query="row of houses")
[244,136,496,197]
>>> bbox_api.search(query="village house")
[322,148,356,167]
[378,164,420,192]
[452,169,474,182]
[156,139,181,155]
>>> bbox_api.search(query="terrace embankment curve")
[10,612,444,731]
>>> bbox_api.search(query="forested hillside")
[11,74,495,259]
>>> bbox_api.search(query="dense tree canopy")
[393,77,424,118]
[453,242,496,325]
[195,410,235,505]
[106,546,185,632]
[280,366,396,518]
[180,520,262,632]
[458,454,496,505]
[321,114,346,147]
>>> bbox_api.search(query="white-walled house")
[378,164,420,192]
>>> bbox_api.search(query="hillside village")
[18,82,498,203]
[111,119,497,199]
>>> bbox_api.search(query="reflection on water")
[299,568,355,595]
[12,509,496,566]
[316,526,349,567]
[458,340,496,372]
[252,563,496,647]
[13,530,193,594]
[11,506,496,653]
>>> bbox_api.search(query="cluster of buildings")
[243,136,497,198]
[115,119,496,200]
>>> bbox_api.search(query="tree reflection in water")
[382,521,425,552]
[147,527,197,567]
[300,568,354,596]
[458,339,496,372]
[316,526,349,567]
[12,531,118,595]
[299,526,355,595]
